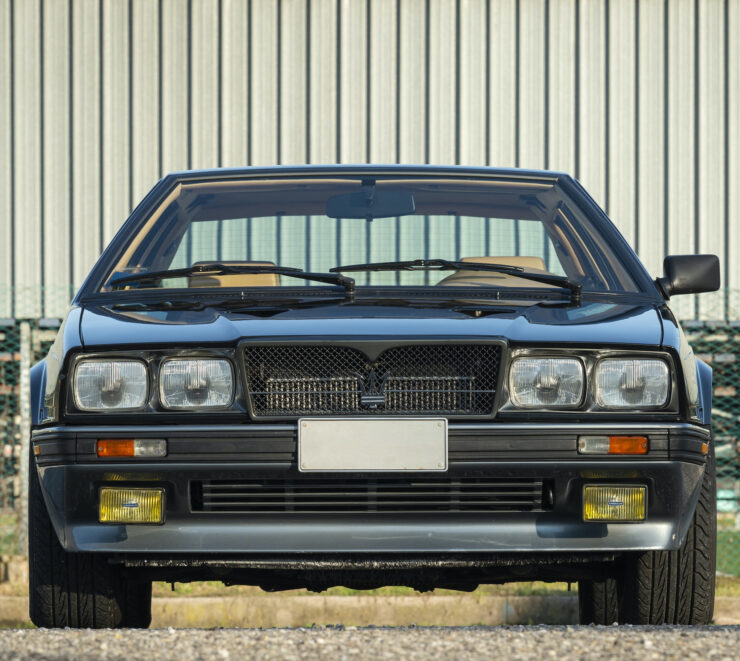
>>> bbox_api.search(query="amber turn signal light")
[97,439,135,457]
[608,436,648,454]
[97,439,167,458]
[578,435,648,455]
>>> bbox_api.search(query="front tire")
[619,442,716,624]
[28,453,152,629]
[579,441,716,625]
[578,577,618,625]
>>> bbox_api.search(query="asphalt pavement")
[0,625,737,660]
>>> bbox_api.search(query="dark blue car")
[29,166,720,627]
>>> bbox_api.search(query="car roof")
[163,164,571,184]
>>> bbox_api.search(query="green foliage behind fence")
[0,314,738,573]
[0,321,21,510]
[682,321,740,575]
[0,321,56,510]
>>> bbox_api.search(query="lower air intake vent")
[191,477,548,514]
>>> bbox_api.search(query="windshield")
[100,176,640,296]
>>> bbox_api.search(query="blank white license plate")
[298,417,448,472]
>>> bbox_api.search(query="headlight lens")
[159,359,234,409]
[74,360,148,410]
[595,358,670,408]
[509,357,584,408]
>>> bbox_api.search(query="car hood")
[78,298,664,349]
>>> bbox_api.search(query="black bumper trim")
[31,422,709,466]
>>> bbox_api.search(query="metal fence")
[0,301,738,575]
[683,321,740,576]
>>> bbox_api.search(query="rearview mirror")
[656,254,720,298]
[326,190,416,220]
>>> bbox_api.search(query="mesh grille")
[244,344,501,417]
[192,477,547,513]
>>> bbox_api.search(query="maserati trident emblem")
[357,369,388,408]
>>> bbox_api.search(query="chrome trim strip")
[33,424,296,436]
[453,422,709,434]
[33,421,709,436]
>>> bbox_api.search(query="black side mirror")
[656,254,720,298]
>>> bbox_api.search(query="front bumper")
[32,422,709,554]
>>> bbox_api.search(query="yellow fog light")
[583,485,646,522]
[99,487,165,524]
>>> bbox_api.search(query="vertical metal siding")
[697,0,727,318]
[102,0,130,255]
[160,0,189,173]
[281,0,309,165]
[369,0,398,163]
[221,0,249,167]
[251,0,279,165]
[13,0,42,319]
[309,0,337,163]
[191,0,220,168]
[666,0,697,320]
[636,0,666,282]
[70,0,102,292]
[1,0,738,318]
[730,0,740,316]
[338,0,368,163]
[458,0,487,165]
[547,0,577,173]
[0,1,11,318]
[131,0,162,207]
[607,0,636,248]
[398,0,425,163]
[42,0,72,318]
[518,0,546,169]
[488,0,516,166]
[577,0,606,204]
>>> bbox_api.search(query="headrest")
[460,256,546,271]
[437,255,550,288]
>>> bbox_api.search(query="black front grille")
[243,344,501,417]
[191,477,548,513]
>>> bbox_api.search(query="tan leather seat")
[461,256,546,271]
[188,261,279,288]
[437,256,549,287]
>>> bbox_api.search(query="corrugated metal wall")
[1,0,738,319]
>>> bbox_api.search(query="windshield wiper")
[330,258,582,304]
[108,262,356,297]
[112,299,205,311]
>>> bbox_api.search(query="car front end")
[28,166,719,626]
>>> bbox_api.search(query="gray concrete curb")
[2,596,738,627]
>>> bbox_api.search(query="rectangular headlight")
[595,358,670,409]
[74,360,148,410]
[509,357,584,408]
[159,358,234,409]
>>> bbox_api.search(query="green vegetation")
[151,580,574,599]
[0,512,18,556]
[716,575,740,597]
[152,578,740,599]
[718,530,739,576]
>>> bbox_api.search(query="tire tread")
[28,454,151,629]
[618,440,716,625]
